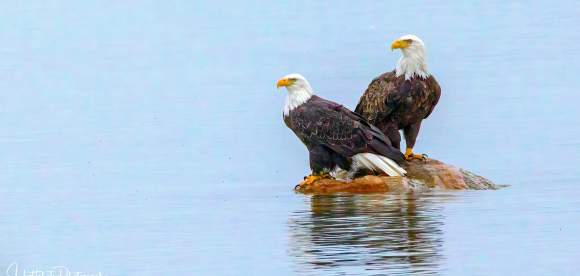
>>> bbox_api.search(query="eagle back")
[284,96,367,154]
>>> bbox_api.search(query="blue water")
[1,1,579,275]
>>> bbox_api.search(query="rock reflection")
[289,194,447,275]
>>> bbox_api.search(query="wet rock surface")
[295,159,498,194]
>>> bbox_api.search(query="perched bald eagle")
[277,73,406,183]
[355,34,441,161]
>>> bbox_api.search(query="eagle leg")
[382,125,401,150]
[403,122,428,162]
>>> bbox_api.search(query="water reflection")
[289,194,449,275]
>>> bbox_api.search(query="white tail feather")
[352,153,407,177]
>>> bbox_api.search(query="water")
[0,1,579,275]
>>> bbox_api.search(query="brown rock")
[294,158,497,194]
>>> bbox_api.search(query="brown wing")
[423,76,441,119]
[356,72,441,123]
[354,71,407,124]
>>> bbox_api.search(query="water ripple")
[288,193,449,275]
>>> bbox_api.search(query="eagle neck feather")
[395,49,430,80]
[283,86,313,116]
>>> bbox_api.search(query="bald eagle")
[355,34,441,160]
[277,73,406,184]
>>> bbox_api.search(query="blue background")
[1,1,579,275]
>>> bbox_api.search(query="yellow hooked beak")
[276,78,295,89]
[391,39,410,51]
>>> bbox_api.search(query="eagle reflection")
[288,194,447,275]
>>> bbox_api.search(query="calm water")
[1,1,580,275]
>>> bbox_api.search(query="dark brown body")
[355,71,441,150]
[284,95,403,174]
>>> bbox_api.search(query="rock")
[294,158,498,194]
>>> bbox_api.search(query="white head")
[391,34,430,80]
[276,73,314,116]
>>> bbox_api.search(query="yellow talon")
[303,173,332,185]
[303,175,321,185]
[404,148,428,161]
